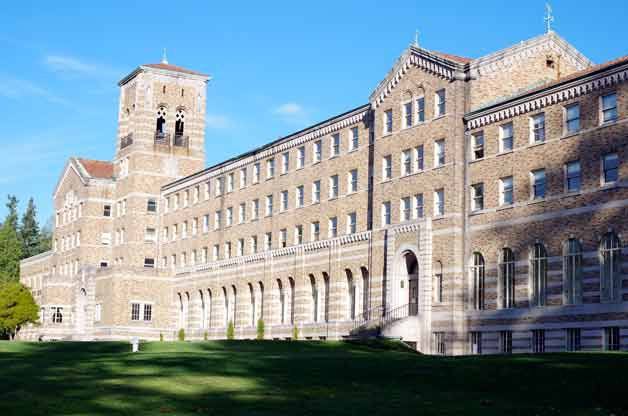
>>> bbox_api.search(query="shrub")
[159,332,164,342]
[256,319,265,340]
[177,328,185,341]
[292,326,299,340]
[226,321,235,340]
[204,331,208,341]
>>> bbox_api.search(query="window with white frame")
[182,221,188,238]
[280,190,288,212]
[203,214,209,233]
[434,139,445,167]
[297,146,305,168]
[253,162,260,183]
[296,185,304,207]
[192,218,198,235]
[531,169,546,199]
[250,236,258,253]
[214,211,221,230]
[530,242,548,306]
[416,96,425,123]
[329,175,339,198]
[311,221,320,241]
[499,176,514,206]
[601,92,617,124]
[213,245,219,261]
[565,103,580,134]
[348,169,358,193]
[331,133,340,156]
[382,155,392,180]
[282,152,289,174]
[414,145,424,171]
[434,189,444,216]
[600,232,622,302]
[381,201,391,226]
[204,182,210,200]
[313,140,322,163]
[265,195,273,216]
[193,186,199,204]
[414,194,424,218]
[171,224,177,241]
[147,199,157,213]
[295,225,303,245]
[266,158,275,179]
[471,183,484,211]
[145,227,156,242]
[144,258,155,268]
[500,123,514,153]
[530,113,546,143]
[435,89,446,117]
[564,238,583,305]
[402,149,412,175]
[401,197,411,221]
[471,132,484,160]
[312,180,321,203]
[602,153,619,184]
[384,109,393,134]
[264,232,272,251]
[224,242,231,259]
[347,212,357,234]
[252,199,259,220]
[239,203,246,223]
[95,304,102,322]
[227,174,234,192]
[240,167,247,188]
[350,127,359,150]
[226,207,233,226]
[565,161,581,192]
[403,100,413,128]
[131,303,141,321]
[215,177,223,196]
[329,217,338,238]
[237,239,244,257]
[279,229,287,248]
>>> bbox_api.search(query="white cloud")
[205,114,231,129]
[0,75,69,105]
[274,102,304,116]
[43,54,121,80]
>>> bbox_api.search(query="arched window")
[156,106,167,135]
[322,272,330,323]
[277,279,285,324]
[175,108,185,136]
[249,283,255,327]
[530,243,548,306]
[206,289,212,329]
[52,307,63,324]
[471,253,485,310]
[310,275,318,323]
[288,277,295,325]
[258,282,264,321]
[222,287,228,327]
[563,239,582,305]
[346,269,356,320]
[600,232,622,302]
[500,248,515,308]
[361,267,369,318]
[231,285,237,327]
[199,290,206,329]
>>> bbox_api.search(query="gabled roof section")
[76,158,114,179]
[369,45,470,108]
[142,63,208,77]
[118,61,210,86]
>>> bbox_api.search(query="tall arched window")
[471,253,485,310]
[600,232,622,302]
[500,248,515,308]
[530,243,548,306]
[346,269,356,320]
[199,290,206,329]
[222,287,228,327]
[322,272,330,323]
[249,283,255,327]
[258,282,264,321]
[288,277,295,325]
[310,275,318,323]
[175,108,185,136]
[231,285,237,327]
[563,239,582,305]
[156,106,167,135]
[277,279,285,324]
[361,267,369,318]
[206,289,212,329]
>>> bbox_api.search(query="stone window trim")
[563,102,581,136]
[601,153,619,186]
[529,112,546,144]
[130,301,154,322]
[599,92,618,125]
[564,160,582,193]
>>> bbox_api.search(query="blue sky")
[0,0,626,224]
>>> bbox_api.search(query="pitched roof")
[77,158,114,179]
[142,63,208,77]
[431,50,472,64]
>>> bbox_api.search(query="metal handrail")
[173,134,189,147]
[352,303,418,332]
[120,133,133,148]
[155,132,170,145]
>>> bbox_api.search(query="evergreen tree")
[0,281,39,340]
[20,198,41,259]
[37,216,53,254]
[0,196,22,282]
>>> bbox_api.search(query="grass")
[0,340,627,415]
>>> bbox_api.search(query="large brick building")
[19,31,628,355]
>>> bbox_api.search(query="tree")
[37,217,53,254]
[0,281,38,340]
[256,319,265,340]
[0,196,22,282]
[226,320,235,340]
[20,198,41,259]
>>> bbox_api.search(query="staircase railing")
[352,303,418,332]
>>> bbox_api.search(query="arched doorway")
[404,252,419,316]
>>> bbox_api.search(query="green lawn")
[0,340,626,415]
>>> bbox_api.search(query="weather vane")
[544,3,554,33]
[414,29,420,48]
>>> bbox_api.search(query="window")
[470,332,482,355]
[347,212,357,234]
[240,167,247,188]
[601,93,617,123]
[295,225,303,245]
[225,242,231,259]
[279,229,287,248]
[227,173,234,192]
[147,199,157,213]
[414,194,424,218]
[203,215,209,233]
[280,190,288,212]
[416,96,425,123]
[602,153,619,184]
[329,175,339,198]
[471,183,484,211]
[239,203,246,223]
[103,205,111,217]
[499,176,514,206]
[143,304,152,321]
[565,161,581,192]
[563,238,582,305]
[331,133,340,156]
[472,132,484,160]
[401,197,411,222]
[329,217,338,238]
[402,149,412,175]
[215,177,223,196]
[313,140,322,163]
[500,248,515,308]
[530,113,546,143]
[500,123,514,153]
[531,169,546,199]
[434,332,446,355]
[532,329,545,353]
[144,258,155,268]
[183,190,190,207]
[435,89,446,117]
[311,221,320,241]
[297,146,305,168]
[226,207,233,226]
[471,253,485,310]
[94,304,102,322]
[382,155,392,180]
[605,327,620,351]
[264,232,272,251]
[204,183,210,200]
[51,307,63,324]
[500,331,512,354]
[434,139,445,167]
[348,169,358,193]
[250,236,258,253]
[145,228,156,242]
[296,185,304,207]
[99,261,108,268]
[350,127,359,150]
[281,152,289,174]
[214,211,221,230]
[600,232,622,302]
[565,103,580,134]
[435,273,443,303]
[193,186,200,204]
[253,163,260,183]
[414,145,424,171]
[530,243,548,306]
[381,201,391,226]
[266,158,275,179]
[384,109,393,134]
[213,245,219,261]
[252,199,259,220]
[131,303,140,321]
[312,180,321,203]
[403,101,413,128]
[237,239,244,256]
[265,195,273,216]
[434,189,444,216]
[566,328,581,352]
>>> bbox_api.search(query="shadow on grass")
[1,340,628,415]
